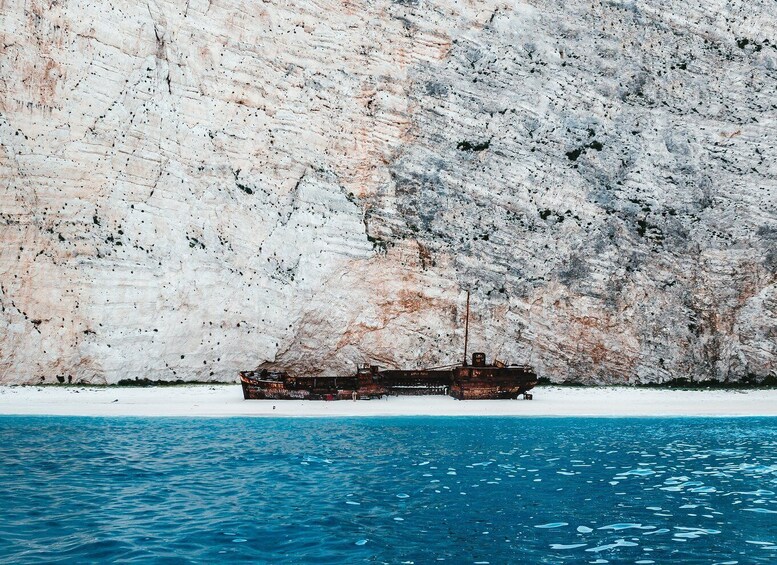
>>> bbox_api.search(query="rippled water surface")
[1,417,776,563]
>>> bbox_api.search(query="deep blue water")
[0,417,775,563]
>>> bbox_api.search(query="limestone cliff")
[1,0,775,384]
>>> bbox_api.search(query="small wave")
[549,543,587,549]
[619,468,656,477]
[598,523,655,531]
[586,539,639,552]
[673,527,720,539]
[643,529,671,536]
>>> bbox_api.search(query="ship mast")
[463,289,470,366]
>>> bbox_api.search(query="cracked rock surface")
[1,0,775,384]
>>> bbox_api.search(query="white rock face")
[1,0,775,384]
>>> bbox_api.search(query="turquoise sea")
[0,416,775,563]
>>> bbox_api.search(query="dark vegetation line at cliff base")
[537,376,777,389]
[14,377,777,390]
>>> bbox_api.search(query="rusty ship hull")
[451,365,537,400]
[240,372,367,401]
[240,356,537,401]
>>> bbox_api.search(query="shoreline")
[1,385,777,417]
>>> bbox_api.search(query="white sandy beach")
[0,385,775,417]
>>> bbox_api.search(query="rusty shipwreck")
[240,291,538,401]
